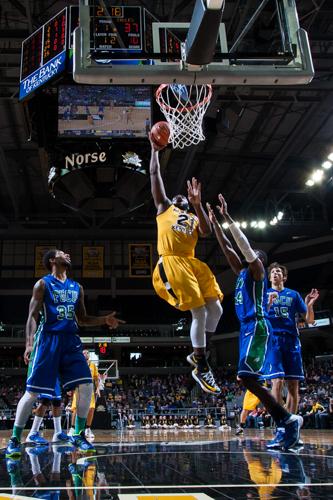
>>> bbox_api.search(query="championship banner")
[129,243,152,278]
[35,246,51,277]
[82,246,104,278]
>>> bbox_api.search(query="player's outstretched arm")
[206,202,242,275]
[304,288,319,324]
[187,178,211,236]
[216,194,264,281]
[25,279,45,365]
[149,133,171,215]
[76,285,125,329]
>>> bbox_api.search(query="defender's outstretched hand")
[105,311,126,330]
[206,202,218,225]
[187,177,201,207]
[217,194,229,217]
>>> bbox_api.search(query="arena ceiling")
[0,0,332,271]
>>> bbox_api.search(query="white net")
[155,84,213,149]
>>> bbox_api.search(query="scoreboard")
[90,5,142,52]
[19,8,67,100]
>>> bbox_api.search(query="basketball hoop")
[155,84,213,149]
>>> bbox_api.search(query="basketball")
[150,121,170,148]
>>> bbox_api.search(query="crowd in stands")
[0,360,332,429]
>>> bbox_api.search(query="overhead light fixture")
[312,169,324,183]
[306,179,314,187]
[322,161,332,170]
[328,153,333,162]
[222,222,229,229]
[277,211,284,220]
[257,220,266,229]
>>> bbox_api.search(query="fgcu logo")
[65,151,107,169]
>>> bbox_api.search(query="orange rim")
[155,83,212,113]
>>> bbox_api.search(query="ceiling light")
[222,222,229,229]
[312,169,324,182]
[277,211,284,220]
[328,153,333,162]
[306,179,314,186]
[241,221,247,228]
[322,161,332,170]
[258,220,266,229]
[250,221,257,228]
[235,221,241,228]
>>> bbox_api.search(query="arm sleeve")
[228,223,257,263]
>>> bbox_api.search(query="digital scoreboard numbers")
[90,4,142,52]
[43,9,67,64]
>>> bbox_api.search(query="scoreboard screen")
[43,10,67,64]
[90,4,142,52]
[21,27,43,81]
[19,8,67,100]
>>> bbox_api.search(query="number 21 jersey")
[41,274,80,334]
[157,204,199,257]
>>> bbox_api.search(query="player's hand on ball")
[187,177,201,206]
[24,345,33,365]
[148,132,165,152]
[105,311,126,329]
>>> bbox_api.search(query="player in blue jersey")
[6,249,124,458]
[206,195,303,450]
[262,262,318,448]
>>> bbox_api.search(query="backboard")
[73,0,314,86]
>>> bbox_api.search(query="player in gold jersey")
[149,135,223,394]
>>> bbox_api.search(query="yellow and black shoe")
[192,368,221,394]
[186,351,210,368]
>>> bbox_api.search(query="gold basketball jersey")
[156,204,199,257]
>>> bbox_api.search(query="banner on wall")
[35,246,52,277]
[82,246,104,278]
[129,243,152,277]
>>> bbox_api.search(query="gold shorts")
[243,390,261,411]
[152,255,223,311]
[71,389,96,411]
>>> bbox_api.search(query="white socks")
[53,416,62,434]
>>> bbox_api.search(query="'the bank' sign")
[19,50,66,100]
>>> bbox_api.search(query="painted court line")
[1,483,333,491]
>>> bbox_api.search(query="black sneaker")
[186,351,210,368]
[191,368,221,394]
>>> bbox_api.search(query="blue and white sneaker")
[283,415,303,450]
[26,431,48,445]
[52,431,71,443]
[71,431,96,453]
[6,437,21,458]
[266,428,285,449]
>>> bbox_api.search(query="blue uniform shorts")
[39,378,61,401]
[27,331,92,397]
[261,332,304,380]
[238,319,271,378]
